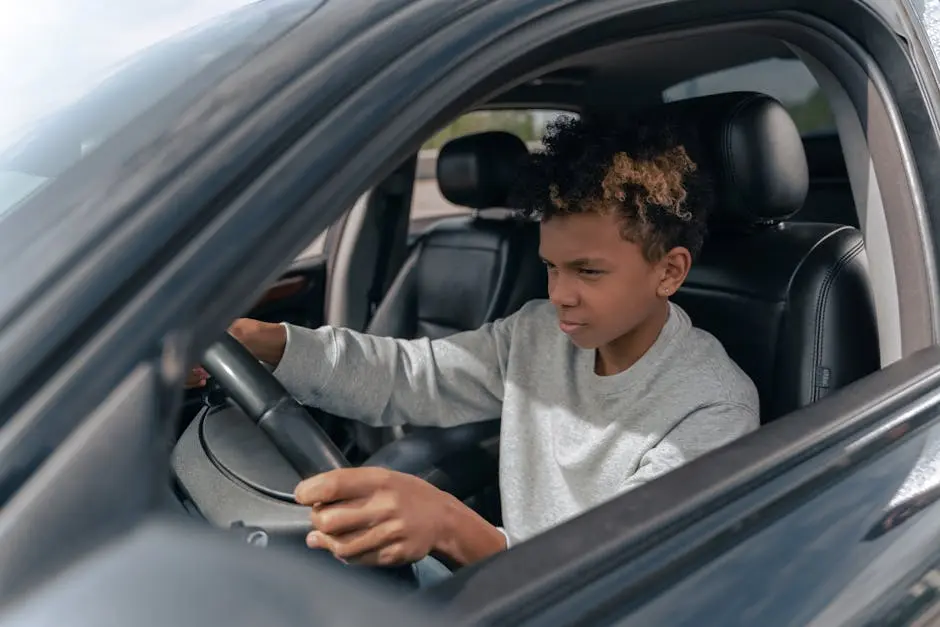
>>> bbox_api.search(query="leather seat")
[354,131,546,500]
[664,92,881,422]
[366,131,545,343]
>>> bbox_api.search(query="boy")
[196,115,759,574]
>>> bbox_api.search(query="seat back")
[357,131,545,456]
[661,93,880,422]
[368,131,545,341]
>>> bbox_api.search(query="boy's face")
[539,212,689,350]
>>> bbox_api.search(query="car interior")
[170,27,896,590]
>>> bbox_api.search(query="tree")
[786,89,836,135]
[422,110,537,149]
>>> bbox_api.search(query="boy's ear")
[656,246,692,297]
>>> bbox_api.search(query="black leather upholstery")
[436,131,532,209]
[665,93,880,422]
[367,215,544,341]
[368,131,545,343]
[356,132,546,499]
[662,91,809,224]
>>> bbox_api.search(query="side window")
[298,109,578,260]
[413,109,577,222]
[662,58,836,135]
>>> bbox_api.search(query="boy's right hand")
[184,318,288,388]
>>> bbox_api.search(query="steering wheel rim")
[201,333,350,478]
[197,335,425,587]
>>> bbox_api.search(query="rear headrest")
[661,92,809,225]
[437,131,529,209]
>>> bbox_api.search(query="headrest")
[660,92,809,225]
[437,131,529,209]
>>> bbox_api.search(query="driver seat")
[663,92,881,422]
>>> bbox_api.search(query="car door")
[429,350,940,625]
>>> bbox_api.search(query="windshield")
[0,0,308,220]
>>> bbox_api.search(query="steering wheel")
[197,333,424,586]
[200,333,349,478]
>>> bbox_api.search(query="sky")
[0,0,257,144]
[663,58,820,105]
[925,0,940,61]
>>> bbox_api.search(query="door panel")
[0,519,449,627]
[0,364,164,607]
[433,347,940,626]
[256,275,309,307]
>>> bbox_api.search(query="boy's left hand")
[294,467,454,566]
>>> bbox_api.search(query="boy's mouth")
[559,320,586,334]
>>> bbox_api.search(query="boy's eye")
[541,260,603,277]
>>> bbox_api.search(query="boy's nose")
[549,277,579,308]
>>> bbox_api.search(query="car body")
[3,0,940,625]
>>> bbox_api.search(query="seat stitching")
[810,239,865,401]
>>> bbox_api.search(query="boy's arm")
[236,313,516,429]
[622,402,759,493]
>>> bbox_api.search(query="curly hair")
[513,114,713,261]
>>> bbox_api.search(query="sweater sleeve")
[621,402,759,493]
[271,313,518,429]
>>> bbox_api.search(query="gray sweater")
[273,300,759,547]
